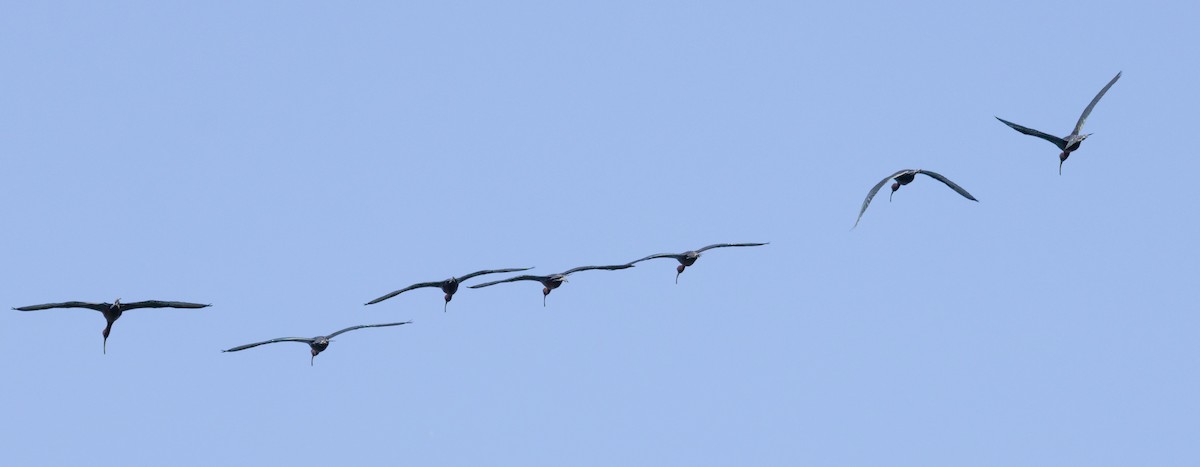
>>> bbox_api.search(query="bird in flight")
[627,243,768,283]
[365,267,533,311]
[222,322,412,366]
[469,264,634,306]
[12,298,211,354]
[855,169,978,228]
[996,71,1122,174]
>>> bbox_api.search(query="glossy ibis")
[365,267,533,311]
[996,71,1121,174]
[627,243,768,283]
[855,169,977,228]
[469,264,633,306]
[12,298,211,354]
[222,321,412,366]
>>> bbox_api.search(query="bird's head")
[890,182,900,202]
[675,264,686,284]
[443,293,453,312]
[1059,151,1070,175]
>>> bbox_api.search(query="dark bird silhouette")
[222,321,412,366]
[13,298,211,354]
[365,267,533,311]
[855,169,978,228]
[627,243,768,283]
[469,264,633,306]
[996,71,1121,174]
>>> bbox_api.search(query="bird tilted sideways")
[855,169,978,228]
[996,71,1122,174]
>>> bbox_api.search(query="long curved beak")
[102,323,112,355]
[444,301,448,313]
[675,271,681,284]
[1059,159,1064,175]
[889,190,894,202]
[311,355,315,366]
[543,294,547,307]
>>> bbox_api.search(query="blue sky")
[3,1,1198,465]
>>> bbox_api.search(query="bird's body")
[365,267,533,311]
[469,264,633,306]
[628,243,768,283]
[996,71,1121,174]
[894,171,917,187]
[12,299,211,353]
[854,169,978,228]
[223,321,412,365]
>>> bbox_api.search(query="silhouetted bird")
[627,243,768,283]
[365,267,533,311]
[222,322,412,366]
[855,169,977,228]
[469,264,633,306]
[13,298,211,354]
[996,71,1121,174]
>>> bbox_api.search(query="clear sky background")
[3,1,1198,465]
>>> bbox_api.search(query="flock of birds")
[13,243,767,364]
[12,72,1122,365]
[855,71,1122,226]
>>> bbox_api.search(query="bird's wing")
[562,264,634,275]
[627,253,686,265]
[13,301,109,312]
[222,337,313,352]
[995,117,1068,150]
[365,282,443,305]
[1073,71,1121,135]
[469,275,547,288]
[327,321,413,338]
[854,169,911,228]
[695,242,769,252]
[918,170,979,201]
[457,267,535,282]
[119,300,211,310]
